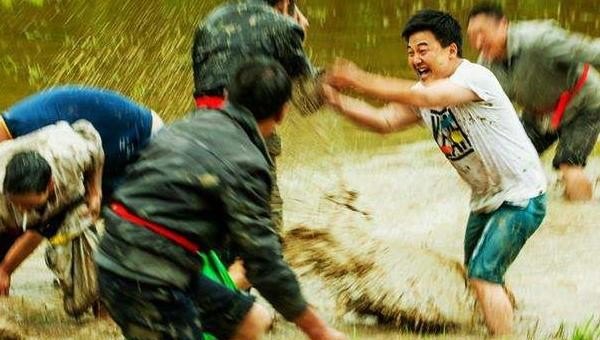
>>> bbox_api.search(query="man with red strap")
[468,2,600,201]
[95,58,345,340]
[192,0,317,232]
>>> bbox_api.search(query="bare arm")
[323,84,420,133]
[327,59,480,108]
[0,230,44,296]
[72,120,105,220]
[293,307,346,340]
[83,159,103,220]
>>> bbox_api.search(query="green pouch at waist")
[199,250,238,340]
[199,250,237,290]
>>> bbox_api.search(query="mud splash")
[280,139,600,337]
[4,140,600,339]
[284,221,481,332]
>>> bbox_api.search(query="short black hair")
[468,2,505,21]
[261,0,281,6]
[4,151,51,195]
[228,57,292,121]
[401,10,463,57]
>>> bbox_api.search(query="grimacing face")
[467,14,508,61]
[407,31,459,84]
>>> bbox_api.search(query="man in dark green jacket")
[95,58,344,340]
[467,2,600,201]
[192,0,318,232]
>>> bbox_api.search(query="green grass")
[570,319,600,340]
[551,318,600,340]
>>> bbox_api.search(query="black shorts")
[98,267,254,340]
[523,108,600,169]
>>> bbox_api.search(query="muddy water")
[280,142,600,337]
[1,0,600,338]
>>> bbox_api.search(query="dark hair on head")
[4,151,51,195]
[468,2,505,21]
[261,0,281,6]
[228,57,292,121]
[401,9,463,57]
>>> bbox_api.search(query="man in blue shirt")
[1,85,163,196]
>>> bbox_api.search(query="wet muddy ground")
[2,141,599,339]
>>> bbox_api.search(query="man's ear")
[449,43,459,58]
[275,102,290,123]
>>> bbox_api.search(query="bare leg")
[560,164,593,201]
[231,303,273,340]
[470,278,513,336]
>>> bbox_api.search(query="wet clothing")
[192,0,318,232]
[0,121,103,235]
[523,106,600,168]
[1,86,161,194]
[414,59,547,284]
[479,20,600,168]
[465,193,547,284]
[95,103,308,328]
[415,60,547,213]
[0,122,104,315]
[191,0,313,98]
[98,267,254,340]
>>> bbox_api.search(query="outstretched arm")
[0,230,44,296]
[223,167,344,339]
[327,59,480,108]
[323,84,420,133]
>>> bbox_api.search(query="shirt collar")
[220,103,274,167]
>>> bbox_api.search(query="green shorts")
[464,194,547,284]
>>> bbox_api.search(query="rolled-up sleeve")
[70,119,105,174]
[273,23,315,79]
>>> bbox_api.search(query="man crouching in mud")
[95,58,345,340]
[324,10,547,336]
[0,120,104,314]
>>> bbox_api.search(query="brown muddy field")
[1,1,599,339]
[2,140,599,339]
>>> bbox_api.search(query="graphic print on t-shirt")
[430,108,474,161]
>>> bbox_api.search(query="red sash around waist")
[551,63,590,129]
[110,202,200,254]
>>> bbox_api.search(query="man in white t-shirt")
[323,9,547,336]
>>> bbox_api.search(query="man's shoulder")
[164,110,266,166]
[510,20,562,47]
[512,19,560,32]
[453,59,496,81]
[201,1,286,28]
